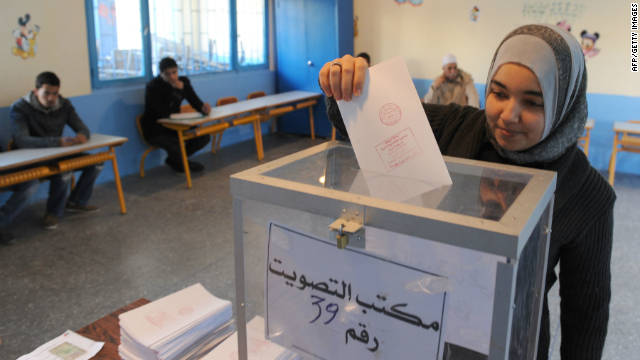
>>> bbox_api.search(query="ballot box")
[230,141,556,360]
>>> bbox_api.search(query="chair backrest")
[247,91,266,100]
[135,114,151,145]
[181,104,197,113]
[216,96,238,106]
[6,139,14,151]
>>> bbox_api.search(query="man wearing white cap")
[423,54,479,107]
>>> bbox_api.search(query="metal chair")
[135,115,159,178]
[578,118,595,156]
[210,97,238,153]
[608,120,640,186]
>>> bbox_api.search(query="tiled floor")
[1,134,637,359]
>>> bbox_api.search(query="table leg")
[252,118,264,161]
[608,133,619,186]
[308,106,315,140]
[177,130,192,189]
[109,146,127,214]
[331,127,336,141]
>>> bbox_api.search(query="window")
[86,0,267,87]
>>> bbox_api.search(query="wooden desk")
[159,91,322,188]
[76,298,150,360]
[608,121,640,186]
[0,134,128,214]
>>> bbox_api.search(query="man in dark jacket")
[141,57,211,173]
[9,71,102,230]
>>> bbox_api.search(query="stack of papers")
[18,330,104,360]
[118,283,234,360]
[169,112,204,120]
[203,316,300,360]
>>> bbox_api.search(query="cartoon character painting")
[556,20,571,33]
[394,0,424,6]
[470,6,480,22]
[12,14,40,60]
[580,30,600,59]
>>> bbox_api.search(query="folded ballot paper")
[336,56,452,202]
[118,283,234,360]
[17,330,104,360]
[202,316,300,360]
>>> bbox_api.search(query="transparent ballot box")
[230,142,556,360]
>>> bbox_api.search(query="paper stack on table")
[17,330,104,360]
[118,283,234,360]
[202,316,300,360]
[336,56,452,202]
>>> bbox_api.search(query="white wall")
[354,0,640,97]
[2,0,92,107]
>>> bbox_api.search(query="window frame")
[85,0,269,89]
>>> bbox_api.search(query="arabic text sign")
[265,223,448,359]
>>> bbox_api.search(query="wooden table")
[76,298,150,360]
[159,90,322,188]
[608,121,640,186]
[0,134,128,214]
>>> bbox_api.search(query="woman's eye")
[525,100,544,108]
[492,90,508,99]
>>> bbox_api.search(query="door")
[274,0,338,137]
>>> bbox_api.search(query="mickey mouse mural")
[580,30,600,59]
[12,14,40,60]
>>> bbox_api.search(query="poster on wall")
[11,13,40,60]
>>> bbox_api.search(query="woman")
[320,24,615,359]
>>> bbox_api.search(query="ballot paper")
[118,283,233,360]
[337,56,452,201]
[17,330,104,360]
[202,316,300,360]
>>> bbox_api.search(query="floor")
[1,133,638,359]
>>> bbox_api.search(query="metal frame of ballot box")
[230,141,556,360]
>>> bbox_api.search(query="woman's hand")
[319,54,368,101]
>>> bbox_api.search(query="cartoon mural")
[12,14,40,60]
[580,30,600,59]
[394,0,424,7]
[556,20,572,32]
[470,6,480,22]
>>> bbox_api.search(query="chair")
[211,96,238,153]
[247,91,266,100]
[578,118,595,156]
[135,115,159,178]
[608,120,640,186]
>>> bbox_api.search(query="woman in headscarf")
[320,24,615,359]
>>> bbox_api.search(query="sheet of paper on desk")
[17,330,104,360]
[337,56,452,202]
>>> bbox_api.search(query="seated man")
[141,57,212,173]
[423,54,479,108]
[10,71,102,230]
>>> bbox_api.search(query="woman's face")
[485,63,545,151]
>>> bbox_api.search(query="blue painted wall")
[413,78,640,176]
[1,69,275,203]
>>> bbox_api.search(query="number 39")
[309,295,339,325]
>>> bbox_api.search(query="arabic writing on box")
[269,258,441,353]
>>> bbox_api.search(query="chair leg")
[308,107,315,140]
[331,127,336,141]
[216,132,223,151]
[608,135,619,186]
[211,134,218,154]
[140,147,155,178]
